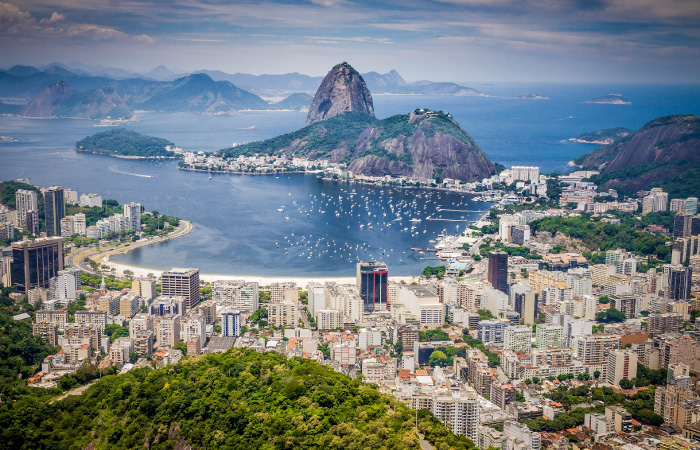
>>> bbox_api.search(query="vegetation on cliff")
[76,128,177,158]
[529,214,672,262]
[0,348,478,450]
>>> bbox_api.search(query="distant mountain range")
[0,63,483,119]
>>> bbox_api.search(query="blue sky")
[1,0,699,83]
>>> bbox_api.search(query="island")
[585,94,632,105]
[568,127,634,145]
[514,93,549,100]
[76,128,182,159]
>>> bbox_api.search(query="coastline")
[105,258,417,288]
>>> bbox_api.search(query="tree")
[593,370,601,379]
[598,295,610,304]
[577,373,591,381]
[104,324,129,343]
[532,377,540,384]
[596,308,627,323]
[524,379,532,385]
[619,379,633,389]
[429,350,448,366]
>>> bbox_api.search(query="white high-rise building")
[503,421,541,450]
[73,213,86,236]
[181,313,206,347]
[63,189,78,204]
[358,328,382,350]
[607,349,638,387]
[123,202,142,231]
[316,309,342,331]
[504,325,532,353]
[80,193,102,208]
[220,307,241,337]
[50,269,79,303]
[155,314,181,348]
[432,389,480,441]
[211,280,258,312]
[307,282,327,317]
[15,189,37,229]
[535,324,563,349]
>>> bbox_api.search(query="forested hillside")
[0,348,477,450]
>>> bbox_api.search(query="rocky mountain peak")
[305,62,374,126]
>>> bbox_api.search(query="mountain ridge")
[574,114,700,194]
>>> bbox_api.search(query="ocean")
[1,83,699,276]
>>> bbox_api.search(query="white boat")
[277,208,284,212]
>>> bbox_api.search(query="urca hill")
[219,62,495,182]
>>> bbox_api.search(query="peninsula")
[568,127,634,145]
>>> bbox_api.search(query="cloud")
[0,2,153,43]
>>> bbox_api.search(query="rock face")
[306,62,374,126]
[347,110,495,181]
[21,81,132,119]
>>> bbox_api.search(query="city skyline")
[0,0,699,83]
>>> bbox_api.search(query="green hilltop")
[0,343,477,450]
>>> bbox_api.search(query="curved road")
[66,220,193,279]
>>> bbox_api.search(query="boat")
[410,248,423,251]
[277,208,284,212]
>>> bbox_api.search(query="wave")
[108,165,153,178]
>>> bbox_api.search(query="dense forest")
[0,348,478,450]
[76,128,178,158]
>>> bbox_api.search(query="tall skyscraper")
[514,291,538,325]
[15,189,37,229]
[673,212,693,239]
[10,237,64,292]
[123,202,142,231]
[43,187,65,237]
[357,262,388,312]
[665,265,692,300]
[685,197,698,215]
[161,268,201,311]
[488,251,508,294]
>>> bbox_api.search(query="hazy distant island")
[514,93,549,100]
[585,94,632,105]
[569,127,634,145]
[76,128,181,159]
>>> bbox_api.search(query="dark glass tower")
[44,187,65,237]
[10,237,64,293]
[357,262,388,312]
[488,251,509,294]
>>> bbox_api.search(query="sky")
[1,0,699,83]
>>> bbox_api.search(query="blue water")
[1,83,699,276]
